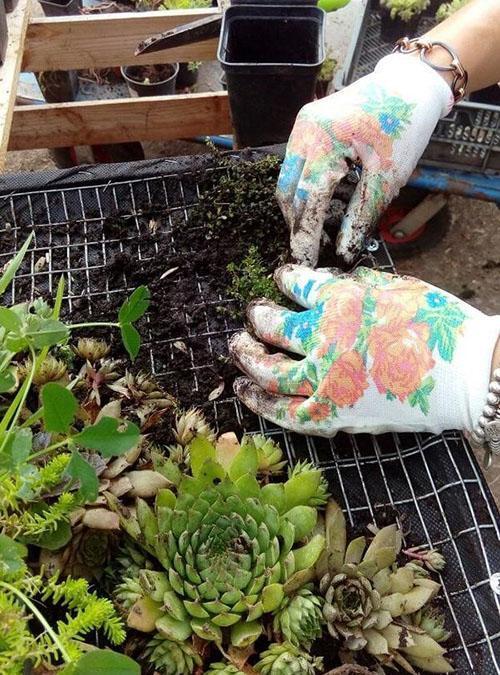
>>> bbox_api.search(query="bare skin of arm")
[416,0,500,92]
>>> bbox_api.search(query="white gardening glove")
[230,266,500,436]
[276,53,454,265]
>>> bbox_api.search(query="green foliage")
[64,649,140,675]
[318,56,337,82]
[0,568,126,674]
[116,434,326,652]
[436,0,469,20]
[380,0,430,21]
[227,245,284,309]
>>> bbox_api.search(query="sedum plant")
[435,0,469,20]
[111,432,327,660]
[318,500,452,673]
[380,0,430,21]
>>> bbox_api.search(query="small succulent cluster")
[110,426,330,673]
[317,501,452,674]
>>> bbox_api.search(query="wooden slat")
[22,8,220,72]
[9,92,232,149]
[0,0,31,169]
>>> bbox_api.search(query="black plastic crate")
[0,152,499,673]
[344,10,500,174]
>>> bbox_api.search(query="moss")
[227,246,284,309]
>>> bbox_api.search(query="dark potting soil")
[125,63,176,84]
[4,153,355,433]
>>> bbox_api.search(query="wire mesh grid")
[0,154,499,673]
[345,11,500,173]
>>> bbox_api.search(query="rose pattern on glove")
[276,53,454,265]
[230,266,468,435]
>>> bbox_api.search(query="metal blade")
[135,15,222,56]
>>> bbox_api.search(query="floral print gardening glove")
[277,53,454,265]
[230,266,500,436]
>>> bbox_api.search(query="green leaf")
[75,417,140,457]
[408,377,435,416]
[189,436,216,478]
[228,444,258,482]
[23,520,72,551]
[0,307,22,333]
[121,323,141,361]
[119,285,150,324]
[0,369,15,393]
[0,428,32,471]
[0,234,33,297]
[52,276,66,319]
[25,318,69,349]
[65,450,99,502]
[65,650,140,675]
[0,534,27,576]
[42,383,78,434]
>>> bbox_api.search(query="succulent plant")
[174,407,216,446]
[115,435,325,648]
[288,461,330,507]
[108,370,176,426]
[115,575,144,612]
[409,606,452,643]
[73,337,111,362]
[255,642,323,674]
[318,500,452,674]
[404,545,446,573]
[241,434,287,475]
[144,634,201,674]
[273,584,323,648]
[18,354,68,386]
[206,663,244,674]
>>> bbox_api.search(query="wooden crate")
[0,0,232,169]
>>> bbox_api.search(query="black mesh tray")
[0,152,499,674]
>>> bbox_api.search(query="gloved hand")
[230,265,500,436]
[277,53,454,265]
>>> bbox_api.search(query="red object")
[379,205,428,245]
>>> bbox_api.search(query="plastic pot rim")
[120,63,180,87]
[217,5,326,69]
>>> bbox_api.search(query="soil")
[59,151,354,438]
[124,64,177,85]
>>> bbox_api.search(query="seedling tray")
[0,151,499,673]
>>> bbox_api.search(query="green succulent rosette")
[115,435,326,648]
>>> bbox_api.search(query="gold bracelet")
[393,37,468,103]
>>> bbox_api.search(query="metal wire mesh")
[0,153,499,673]
[345,11,500,174]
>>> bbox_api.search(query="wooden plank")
[23,8,220,72]
[0,0,30,169]
[9,92,232,149]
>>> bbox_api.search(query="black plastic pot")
[218,4,325,147]
[380,7,420,42]
[37,69,79,103]
[39,0,82,16]
[121,63,179,97]
[469,84,500,106]
[176,62,199,89]
[4,0,19,13]
[0,0,7,65]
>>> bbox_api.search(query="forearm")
[421,0,500,92]
[492,337,500,377]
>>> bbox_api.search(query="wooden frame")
[1,2,232,169]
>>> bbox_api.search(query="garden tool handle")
[135,15,222,57]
